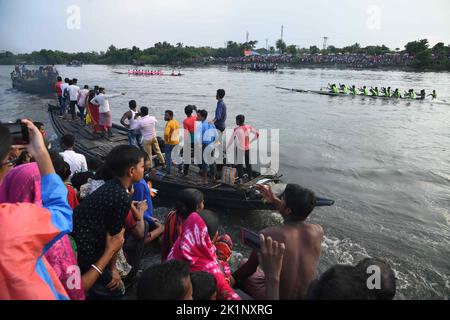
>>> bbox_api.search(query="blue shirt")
[133,178,154,223]
[194,120,217,146]
[214,99,227,131]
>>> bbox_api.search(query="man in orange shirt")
[164,110,180,175]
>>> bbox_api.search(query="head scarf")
[0,163,42,205]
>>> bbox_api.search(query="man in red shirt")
[54,76,64,115]
[227,114,259,181]
[182,105,197,176]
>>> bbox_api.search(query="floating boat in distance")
[112,70,184,76]
[276,87,435,101]
[11,69,58,94]
[66,60,83,67]
[48,104,334,211]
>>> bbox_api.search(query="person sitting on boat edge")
[161,188,205,262]
[167,209,241,300]
[163,110,180,175]
[120,100,143,149]
[233,184,323,300]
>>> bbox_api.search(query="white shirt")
[136,115,157,140]
[90,93,122,113]
[60,150,88,177]
[129,110,140,131]
[60,83,69,97]
[77,89,89,107]
[68,85,80,101]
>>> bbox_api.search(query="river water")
[1,64,449,299]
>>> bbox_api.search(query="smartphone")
[7,122,29,145]
[240,228,261,251]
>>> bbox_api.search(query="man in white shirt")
[59,78,70,117]
[68,78,80,121]
[59,134,88,178]
[135,106,165,169]
[90,87,125,137]
[77,84,90,122]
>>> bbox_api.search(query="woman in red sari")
[86,89,100,134]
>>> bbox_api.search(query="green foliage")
[276,39,287,53]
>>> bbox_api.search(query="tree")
[405,39,429,56]
[309,45,320,54]
[286,45,298,55]
[275,39,287,53]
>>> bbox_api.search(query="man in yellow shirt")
[164,110,180,175]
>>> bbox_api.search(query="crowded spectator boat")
[47,103,334,210]
[10,65,58,94]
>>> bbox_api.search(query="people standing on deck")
[59,134,88,178]
[90,87,125,137]
[233,184,323,300]
[163,110,180,175]
[77,85,90,122]
[86,89,101,134]
[182,105,197,176]
[195,109,218,184]
[226,114,259,181]
[68,78,80,121]
[55,76,64,114]
[120,100,143,149]
[211,89,227,133]
[59,78,70,117]
[135,106,165,169]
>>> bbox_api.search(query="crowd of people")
[10,64,58,81]
[0,73,398,300]
[299,53,413,68]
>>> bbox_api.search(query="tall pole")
[323,36,328,50]
[246,31,249,43]
[281,25,284,42]
[266,38,269,51]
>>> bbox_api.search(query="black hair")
[15,150,31,167]
[137,260,191,300]
[64,78,70,83]
[84,85,89,89]
[57,76,62,81]
[198,209,219,240]
[283,184,315,221]
[217,89,226,99]
[93,164,115,181]
[140,106,149,116]
[184,105,194,116]
[88,89,96,100]
[99,87,105,93]
[49,151,71,181]
[105,145,144,178]
[175,188,204,219]
[87,158,103,172]
[68,80,73,85]
[190,271,217,300]
[0,124,12,161]
[165,110,174,117]
[72,78,78,83]
[197,109,208,120]
[306,258,396,300]
[129,100,137,109]
[61,134,75,148]
[94,85,99,90]
[71,171,95,190]
[236,114,245,125]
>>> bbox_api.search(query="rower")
[393,88,402,98]
[419,89,426,100]
[370,87,379,97]
[362,86,369,96]
[428,90,437,99]
[386,87,392,98]
[408,89,417,99]
[351,85,359,95]
[330,84,339,94]
[340,84,349,94]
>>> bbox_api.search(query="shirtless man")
[233,184,323,300]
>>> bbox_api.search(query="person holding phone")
[233,184,324,300]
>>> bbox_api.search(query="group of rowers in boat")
[328,83,437,99]
[127,69,182,76]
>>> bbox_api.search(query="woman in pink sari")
[0,163,85,300]
[167,210,240,300]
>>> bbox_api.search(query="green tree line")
[1,39,449,70]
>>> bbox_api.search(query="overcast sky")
[1,0,449,53]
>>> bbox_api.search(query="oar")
[275,86,309,93]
